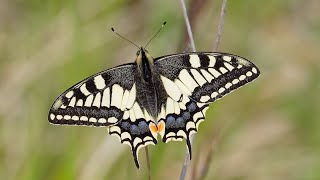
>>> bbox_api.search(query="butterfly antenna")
[111,27,140,49]
[144,21,167,49]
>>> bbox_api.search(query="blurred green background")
[1,0,320,179]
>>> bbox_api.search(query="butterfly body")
[49,48,260,168]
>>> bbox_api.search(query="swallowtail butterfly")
[48,46,260,168]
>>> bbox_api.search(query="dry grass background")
[0,0,320,179]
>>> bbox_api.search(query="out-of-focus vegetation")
[1,0,320,179]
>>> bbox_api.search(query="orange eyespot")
[149,123,158,134]
[157,121,165,133]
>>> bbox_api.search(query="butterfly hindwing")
[108,102,157,168]
[157,94,209,159]
[48,64,136,127]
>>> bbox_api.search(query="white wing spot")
[189,54,201,68]
[92,93,101,107]
[200,69,214,82]
[237,58,251,66]
[197,102,206,108]
[211,92,218,98]
[50,114,55,120]
[208,56,216,67]
[69,97,76,107]
[76,99,83,106]
[239,75,246,81]
[158,106,166,120]
[208,68,221,78]
[102,88,110,107]
[161,75,183,101]
[200,96,210,102]
[94,75,106,90]
[190,69,207,86]
[133,137,142,147]
[121,90,129,110]
[232,79,240,84]
[126,84,136,109]
[65,91,74,98]
[225,82,232,89]
[186,121,195,131]
[179,69,198,91]
[218,87,225,93]
[193,112,203,121]
[166,98,174,114]
[177,130,187,139]
[123,111,130,120]
[246,71,253,77]
[111,84,124,108]
[129,108,136,122]
[89,117,97,122]
[133,102,144,119]
[80,83,90,96]
[52,99,63,110]
[223,56,232,62]
[84,94,94,107]
[121,132,132,140]
[107,117,118,123]
[72,116,79,121]
[64,115,71,120]
[252,67,258,74]
[80,116,88,121]
[224,62,234,71]
[219,67,228,74]
[174,79,192,96]
[109,126,121,134]
[98,118,107,123]
[56,115,62,120]
[143,136,153,142]
[174,101,180,115]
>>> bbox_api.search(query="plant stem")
[179,0,197,179]
[145,147,151,180]
[213,0,228,51]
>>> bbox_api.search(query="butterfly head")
[136,47,153,65]
[136,47,155,82]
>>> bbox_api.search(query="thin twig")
[213,0,228,51]
[180,0,197,52]
[179,0,228,179]
[198,129,221,180]
[145,147,151,180]
[179,0,197,179]
[193,1,228,179]
[179,0,209,51]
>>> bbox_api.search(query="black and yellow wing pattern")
[154,52,260,159]
[49,51,260,168]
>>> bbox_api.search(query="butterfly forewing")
[155,52,260,103]
[48,64,136,126]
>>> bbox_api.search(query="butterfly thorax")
[136,47,154,82]
[135,48,167,119]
